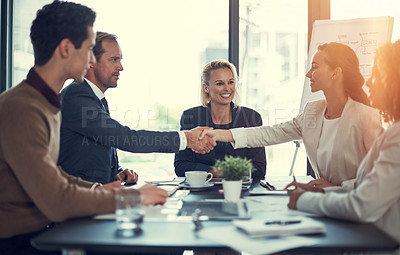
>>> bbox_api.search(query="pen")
[265,220,301,225]
[260,180,276,190]
[293,173,296,182]
[266,181,276,191]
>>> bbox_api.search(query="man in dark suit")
[59,32,214,185]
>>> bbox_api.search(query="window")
[11,0,309,178]
[9,1,400,180]
[13,0,51,87]
[75,0,229,178]
[239,0,308,176]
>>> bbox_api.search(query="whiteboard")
[299,16,394,111]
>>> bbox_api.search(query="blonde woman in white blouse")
[201,42,383,191]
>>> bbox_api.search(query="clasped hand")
[185,127,217,154]
[284,178,332,210]
[284,177,333,192]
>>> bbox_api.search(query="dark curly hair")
[30,1,96,66]
[367,41,400,123]
[318,42,369,106]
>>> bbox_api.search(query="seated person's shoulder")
[236,105,262,119]
[238,105,260,114]
[182,105,206,116]
[61,82,90,97]
[181,105,208,129]
[305,99,326,108]
[350,98,379,114]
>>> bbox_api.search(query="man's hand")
[116,168,138,185]
[287,188,306,209]
[185,127,216,154]
[97,181,124,190]
[137,184,169,205]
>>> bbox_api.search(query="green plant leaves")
[212,155,253,181]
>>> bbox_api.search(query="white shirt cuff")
[178,131,187,151]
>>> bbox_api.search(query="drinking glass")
[115,194,145,237]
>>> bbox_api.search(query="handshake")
[184,127,233,154]
[184,127,215,154]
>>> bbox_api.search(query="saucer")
[179,182,214,191]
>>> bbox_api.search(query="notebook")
[233,216,325,238]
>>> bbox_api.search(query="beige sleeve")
[230,113,303,149]
[1,105,139,222]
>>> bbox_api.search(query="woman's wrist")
[215,130,234,142]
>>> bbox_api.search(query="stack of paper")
[198,225,320,255]
[233,216,325,238]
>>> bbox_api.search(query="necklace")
[325,97,347,119]
[324,112,342,119]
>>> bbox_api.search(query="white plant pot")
[222,180,242,202]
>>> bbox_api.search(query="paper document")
[233,216,325,238]
[198,225,319,255]
[145,177,185,185]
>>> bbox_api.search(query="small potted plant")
[213,155,253,202]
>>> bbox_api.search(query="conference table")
[31,176,399,255]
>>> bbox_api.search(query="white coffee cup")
[185,171,213,187]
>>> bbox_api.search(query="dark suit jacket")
[174,103,267,179]
[58,81,180,184]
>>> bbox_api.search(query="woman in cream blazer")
[202,42,383,190]
[288,40,400,245]
[230,97,382,188]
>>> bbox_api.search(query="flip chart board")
[299,16,394,111]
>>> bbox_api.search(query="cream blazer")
[231,97,383,186]
[297,121,400,243]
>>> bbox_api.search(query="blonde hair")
[200,59,239,107]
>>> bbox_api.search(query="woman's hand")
[284,177,334,192]
[307,177,335,191]
[287,188,306,209]
[284,181,311,191]
[199,129,234,143]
